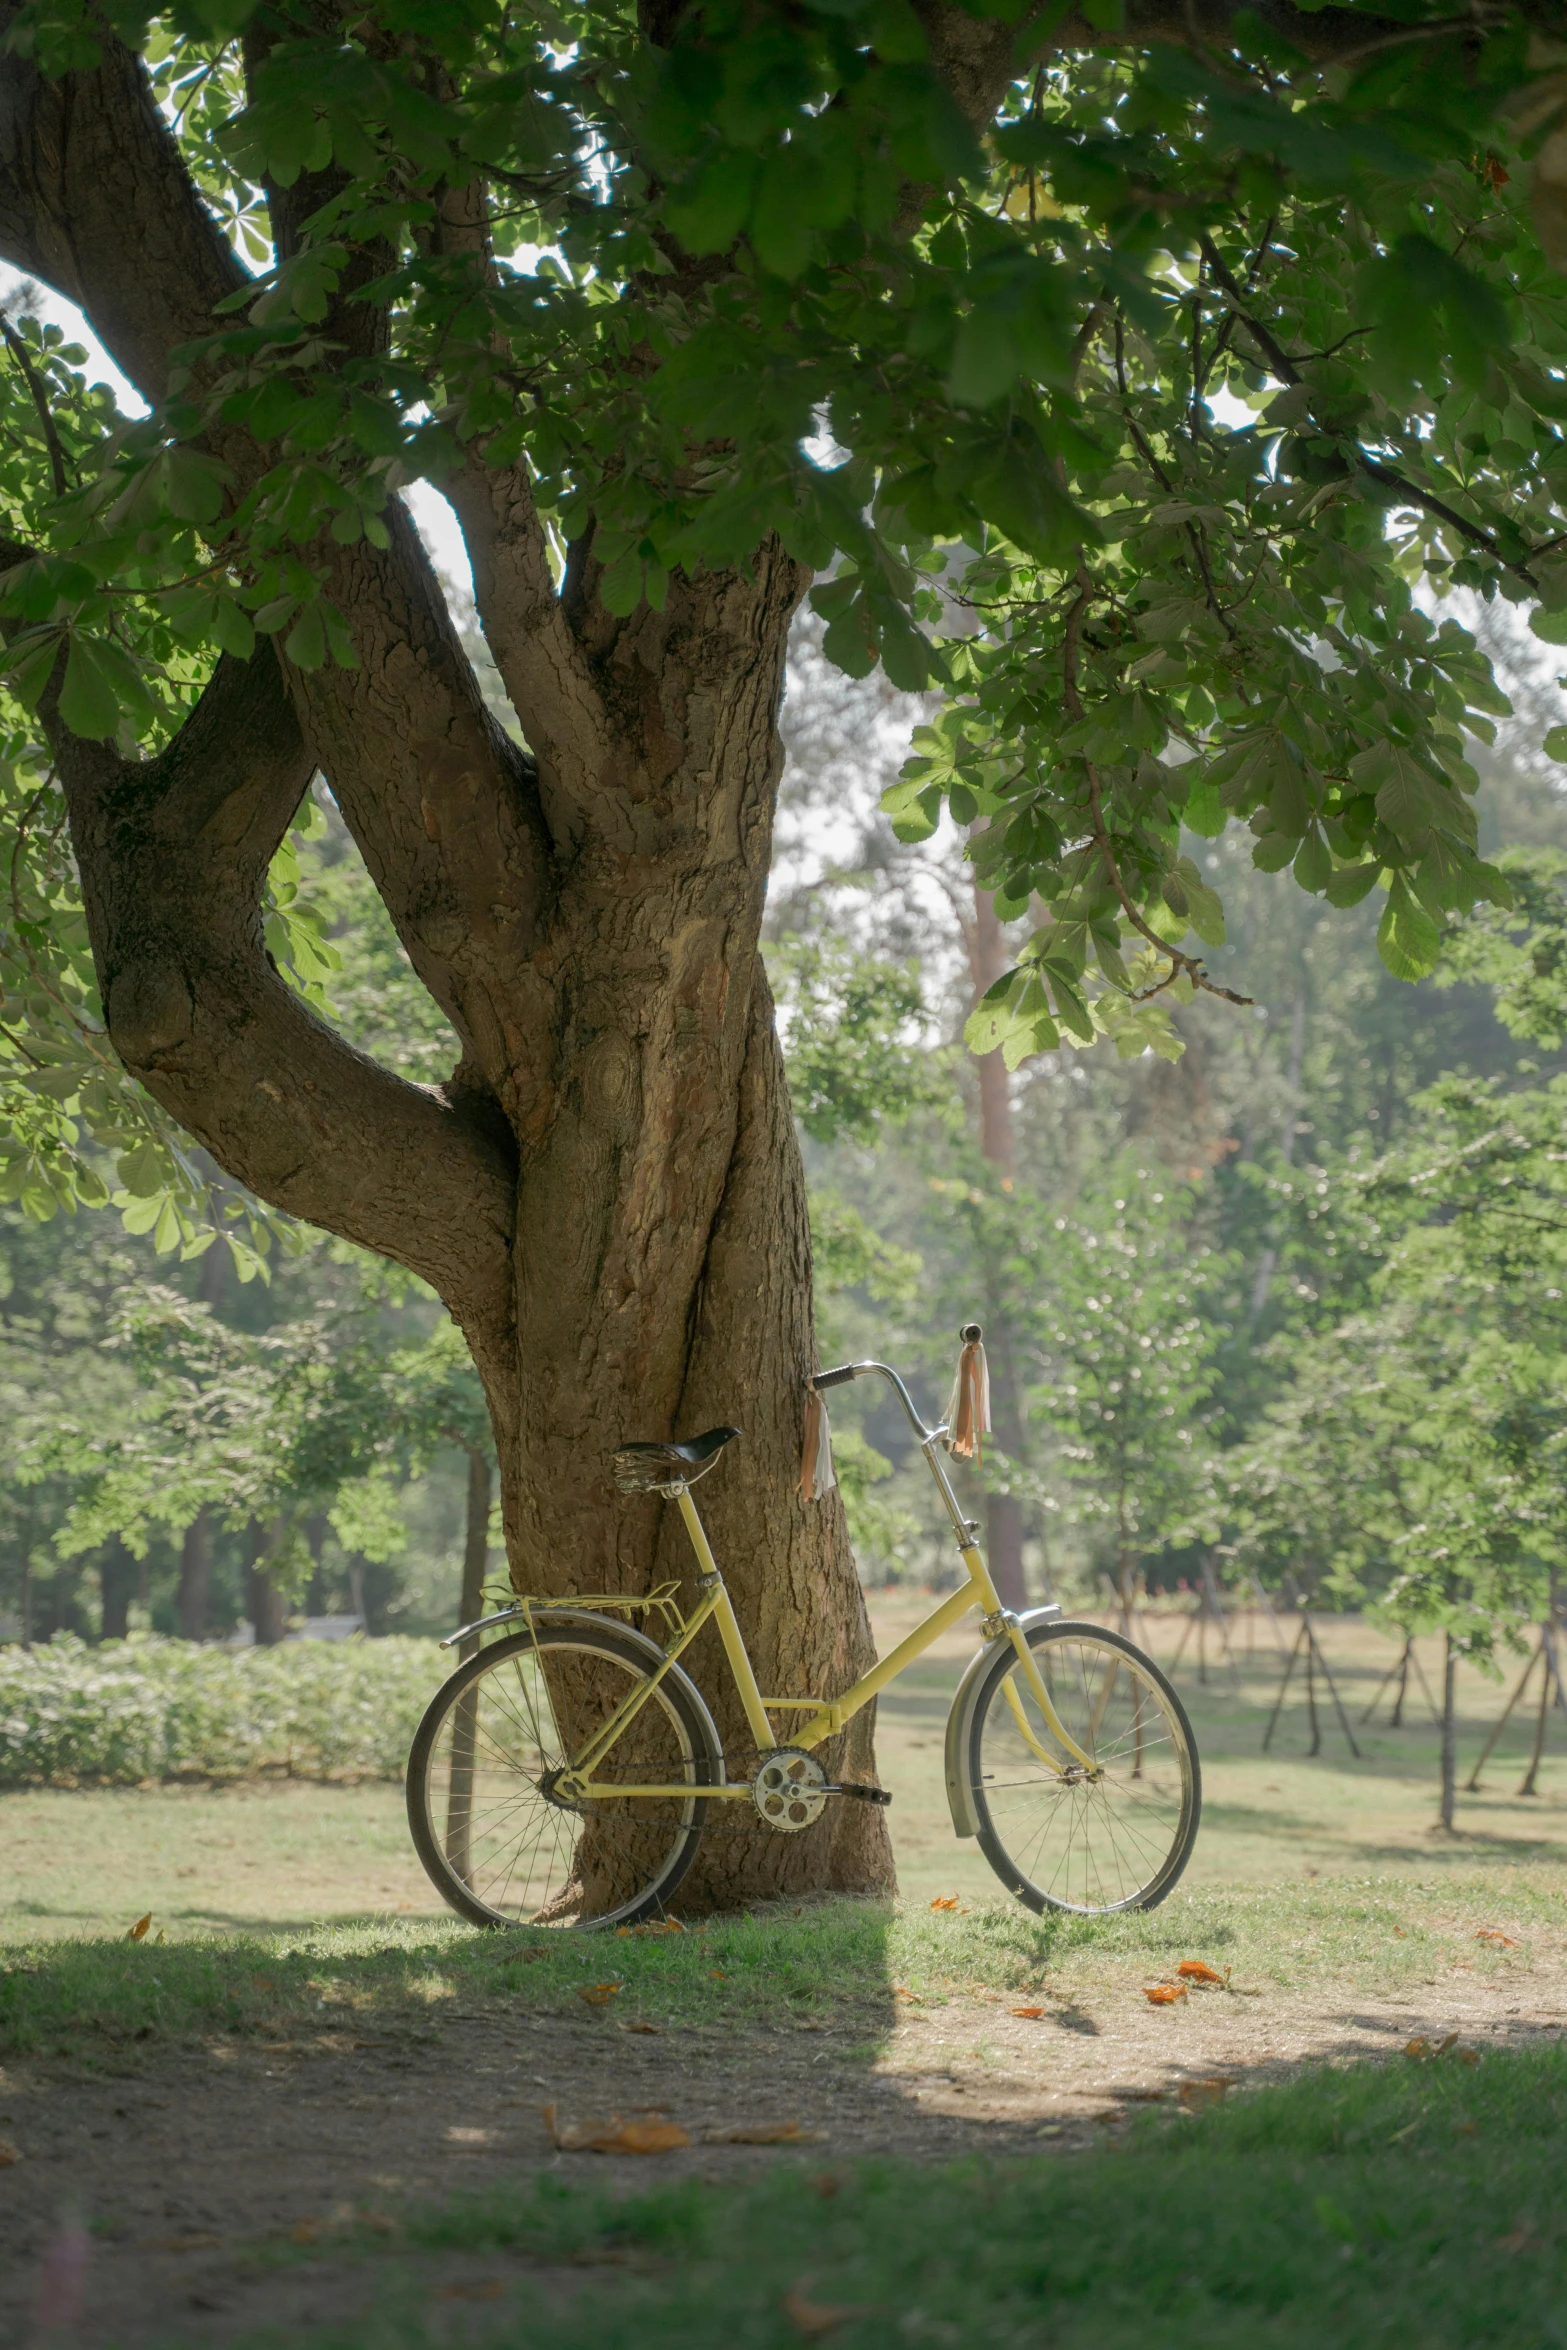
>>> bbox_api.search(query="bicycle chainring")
[751,1747,828,1833]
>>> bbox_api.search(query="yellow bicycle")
[407,1331,1201,1928]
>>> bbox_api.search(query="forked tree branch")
[0,10,559,1110]
[444,452,611,818]
[44,641,519,1357]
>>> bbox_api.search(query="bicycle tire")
[406,1621,720,1930]
[966,1618,1200,1916]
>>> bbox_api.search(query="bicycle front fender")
[943,1604,1062,1838]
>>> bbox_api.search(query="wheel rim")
[974,1634,1195,1913]
[418,1636,701,1926]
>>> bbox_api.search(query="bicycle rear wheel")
[966,1619,1200,1915]
[406,1622,719,1929]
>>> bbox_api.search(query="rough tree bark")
[100,1536,136,1642]
[0,11,896,1905]
[177,1510,211,1644]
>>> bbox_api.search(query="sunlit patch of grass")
[4,1873,1560,2060]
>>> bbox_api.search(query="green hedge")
[0,1633,446,1785]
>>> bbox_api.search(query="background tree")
[6,0,1567,1904]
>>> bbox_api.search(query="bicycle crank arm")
[824,1782,893,1806]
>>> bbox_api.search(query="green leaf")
[1175,856,1226,945]
[665,153,758,256]
[872,601,932,692]
[1182,775,1226,839]
[1377,878,1441,983]
[1543,726,1567,764]
[211,598,257,659]
[1292,829,1331,896]
[58,635,128,740]
[1324,862,1380,909]
[749,151,815,279]
[283,605,327,669]
[163,446,232,526]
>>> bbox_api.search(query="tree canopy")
[4,0,1567,1255]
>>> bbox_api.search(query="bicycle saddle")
[613,1426,741,1493]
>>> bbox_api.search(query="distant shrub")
[0,1634,446,1785]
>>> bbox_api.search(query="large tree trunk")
[177,1509,210,1643]
[0,18,895,1909]
[100,1537,136,1642]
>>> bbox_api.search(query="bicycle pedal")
[825,1782,892,1807]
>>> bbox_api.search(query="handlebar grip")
[811,1364,859,1391]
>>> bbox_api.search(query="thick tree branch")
[444,452,610,823]
[47,643,518,1354]
[0,5,245,405]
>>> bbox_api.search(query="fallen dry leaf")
[543,2102,692,2154]
[1010,2007,1047,2020]
[928,1896,966,1913]
[704,2120,828,2145]
[1176,1960,1225,1985]
[1144,1985,1186,2006]
[126,1914,152,1942]
[783,2277,879,2339]
[892,1986,922,2004]
[1179,2078,1232,2109]
[709,1969,727,1980]
[576,1982,622,2007]
[618,2020,661,2035]
[1456,2046,1481,2067]
[251,1976,276,1993]
[812,2172,840,2199]
[1476,1929,1518,1947]
[616,1917,687,1938]
[290,2221,323,2245]
[0,2141,20,2167]
[1404,2032,1462,2063]
[1498,2228,1536,2255]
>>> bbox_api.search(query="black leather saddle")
[613,1426,741,1494]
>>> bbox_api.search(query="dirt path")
[4,1950,1566,2347]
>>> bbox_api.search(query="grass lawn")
[3,1604,1565,1945]
[251,2040,1567,2350]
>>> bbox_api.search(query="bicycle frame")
[552,1359,1096,1804]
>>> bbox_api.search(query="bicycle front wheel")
[966,1620,1200,1916]
[406,1622,719,1930]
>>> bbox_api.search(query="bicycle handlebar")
[810,1357,938,1444]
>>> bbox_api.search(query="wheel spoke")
[411,1631,707,1928]
[972,1632,1197,1915]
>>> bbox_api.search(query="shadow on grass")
[242,2039,1567,2350]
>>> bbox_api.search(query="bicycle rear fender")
[943,1604,1063,1838]
[459,1607,728,1791]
